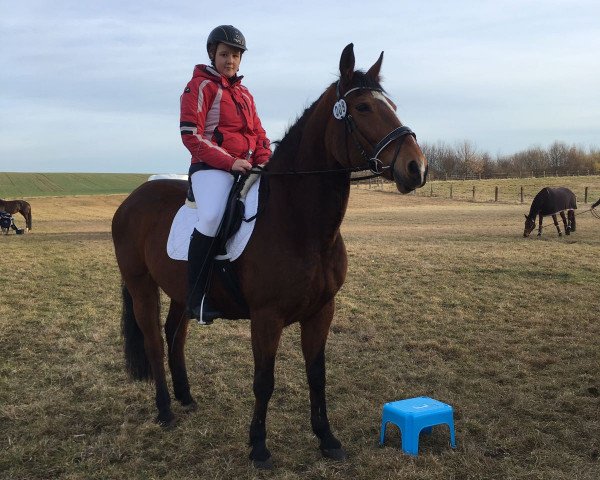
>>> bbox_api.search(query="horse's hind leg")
[569,210,576,232]
[127,273,175,427]
[552,214,562,236]
[560,211,570,235]
[26,207,32,230]
[300,301,346,461]
[164,299,196,410]
[19,209,30,231]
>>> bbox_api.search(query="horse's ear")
[524,214,528,219]
[367,51,384,81]
[339,43,355,86]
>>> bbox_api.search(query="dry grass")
[1,188,599,480]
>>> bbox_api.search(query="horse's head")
[523,214,536,237]
[326,44,427,193]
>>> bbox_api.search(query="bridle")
[333,80,416,176]
[246,81,418,179]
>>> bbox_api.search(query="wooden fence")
[353,177,600,205]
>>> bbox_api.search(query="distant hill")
[0,172,153,197]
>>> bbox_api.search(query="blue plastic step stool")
[380,396,456,455]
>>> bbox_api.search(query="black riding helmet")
[206,25,247,58]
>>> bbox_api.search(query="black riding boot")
[187,229,221,325]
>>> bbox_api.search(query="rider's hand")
[231,158,252,173]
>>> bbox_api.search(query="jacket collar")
[197,64,243,87]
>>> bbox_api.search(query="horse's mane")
[268,92,325,166]
[269,71,383,167]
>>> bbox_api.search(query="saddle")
[186,171,263,313]
[186,171,261,252]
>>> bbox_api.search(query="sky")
[1,0,599,174]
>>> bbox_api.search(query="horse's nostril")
[408,160,420,177]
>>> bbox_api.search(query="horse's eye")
[355,103,371,113]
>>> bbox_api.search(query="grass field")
[1,184,599,479]
[0,173,150,198]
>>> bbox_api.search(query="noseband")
[333,81,416,175]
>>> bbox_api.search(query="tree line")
[421,140,600,180]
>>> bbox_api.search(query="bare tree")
[423,138,600,178]
[421,141,458,179]
[455,140,482,177]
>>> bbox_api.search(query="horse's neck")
[268,162,350,246]
[529,191,546,218]
[528,202,539,219]
[267,96,350,245]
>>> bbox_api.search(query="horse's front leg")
[537,213,543,236]
[248,314,283,469]
[552,214,562,236]
[560,211,570,235]
[301,301,347,461]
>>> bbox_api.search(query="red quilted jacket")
[180,64,271,171]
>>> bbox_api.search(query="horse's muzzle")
[394,161,427,193]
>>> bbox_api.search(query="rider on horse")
[180,25,271,325]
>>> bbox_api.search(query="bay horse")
[112,44,428,468]
[523,187,577,237]
[0,199,32,230]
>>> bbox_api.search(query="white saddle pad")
[167,178,260,262]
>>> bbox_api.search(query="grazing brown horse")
[523,187,577,237]
[112,44,427,468]
[0,199,32,230]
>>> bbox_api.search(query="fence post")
[520,186,524,203]
[472,185,476,200]
[450,184,453,199]
[495,186,498,202]
[585,186,588,203]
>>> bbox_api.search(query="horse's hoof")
[181,400,198,413]
[156,413,176,430]
[252,457,274,470]
[321,447,348,461]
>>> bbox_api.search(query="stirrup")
[191,296,221,326]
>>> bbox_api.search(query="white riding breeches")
[190,169,235,237]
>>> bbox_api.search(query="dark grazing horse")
[112,44,428,468]
[0,199,32,231]
[523,187,577,237]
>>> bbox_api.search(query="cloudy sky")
[1,0,599,173]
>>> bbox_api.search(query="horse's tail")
[121,283,152,381]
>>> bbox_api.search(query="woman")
[180,25,271,325]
